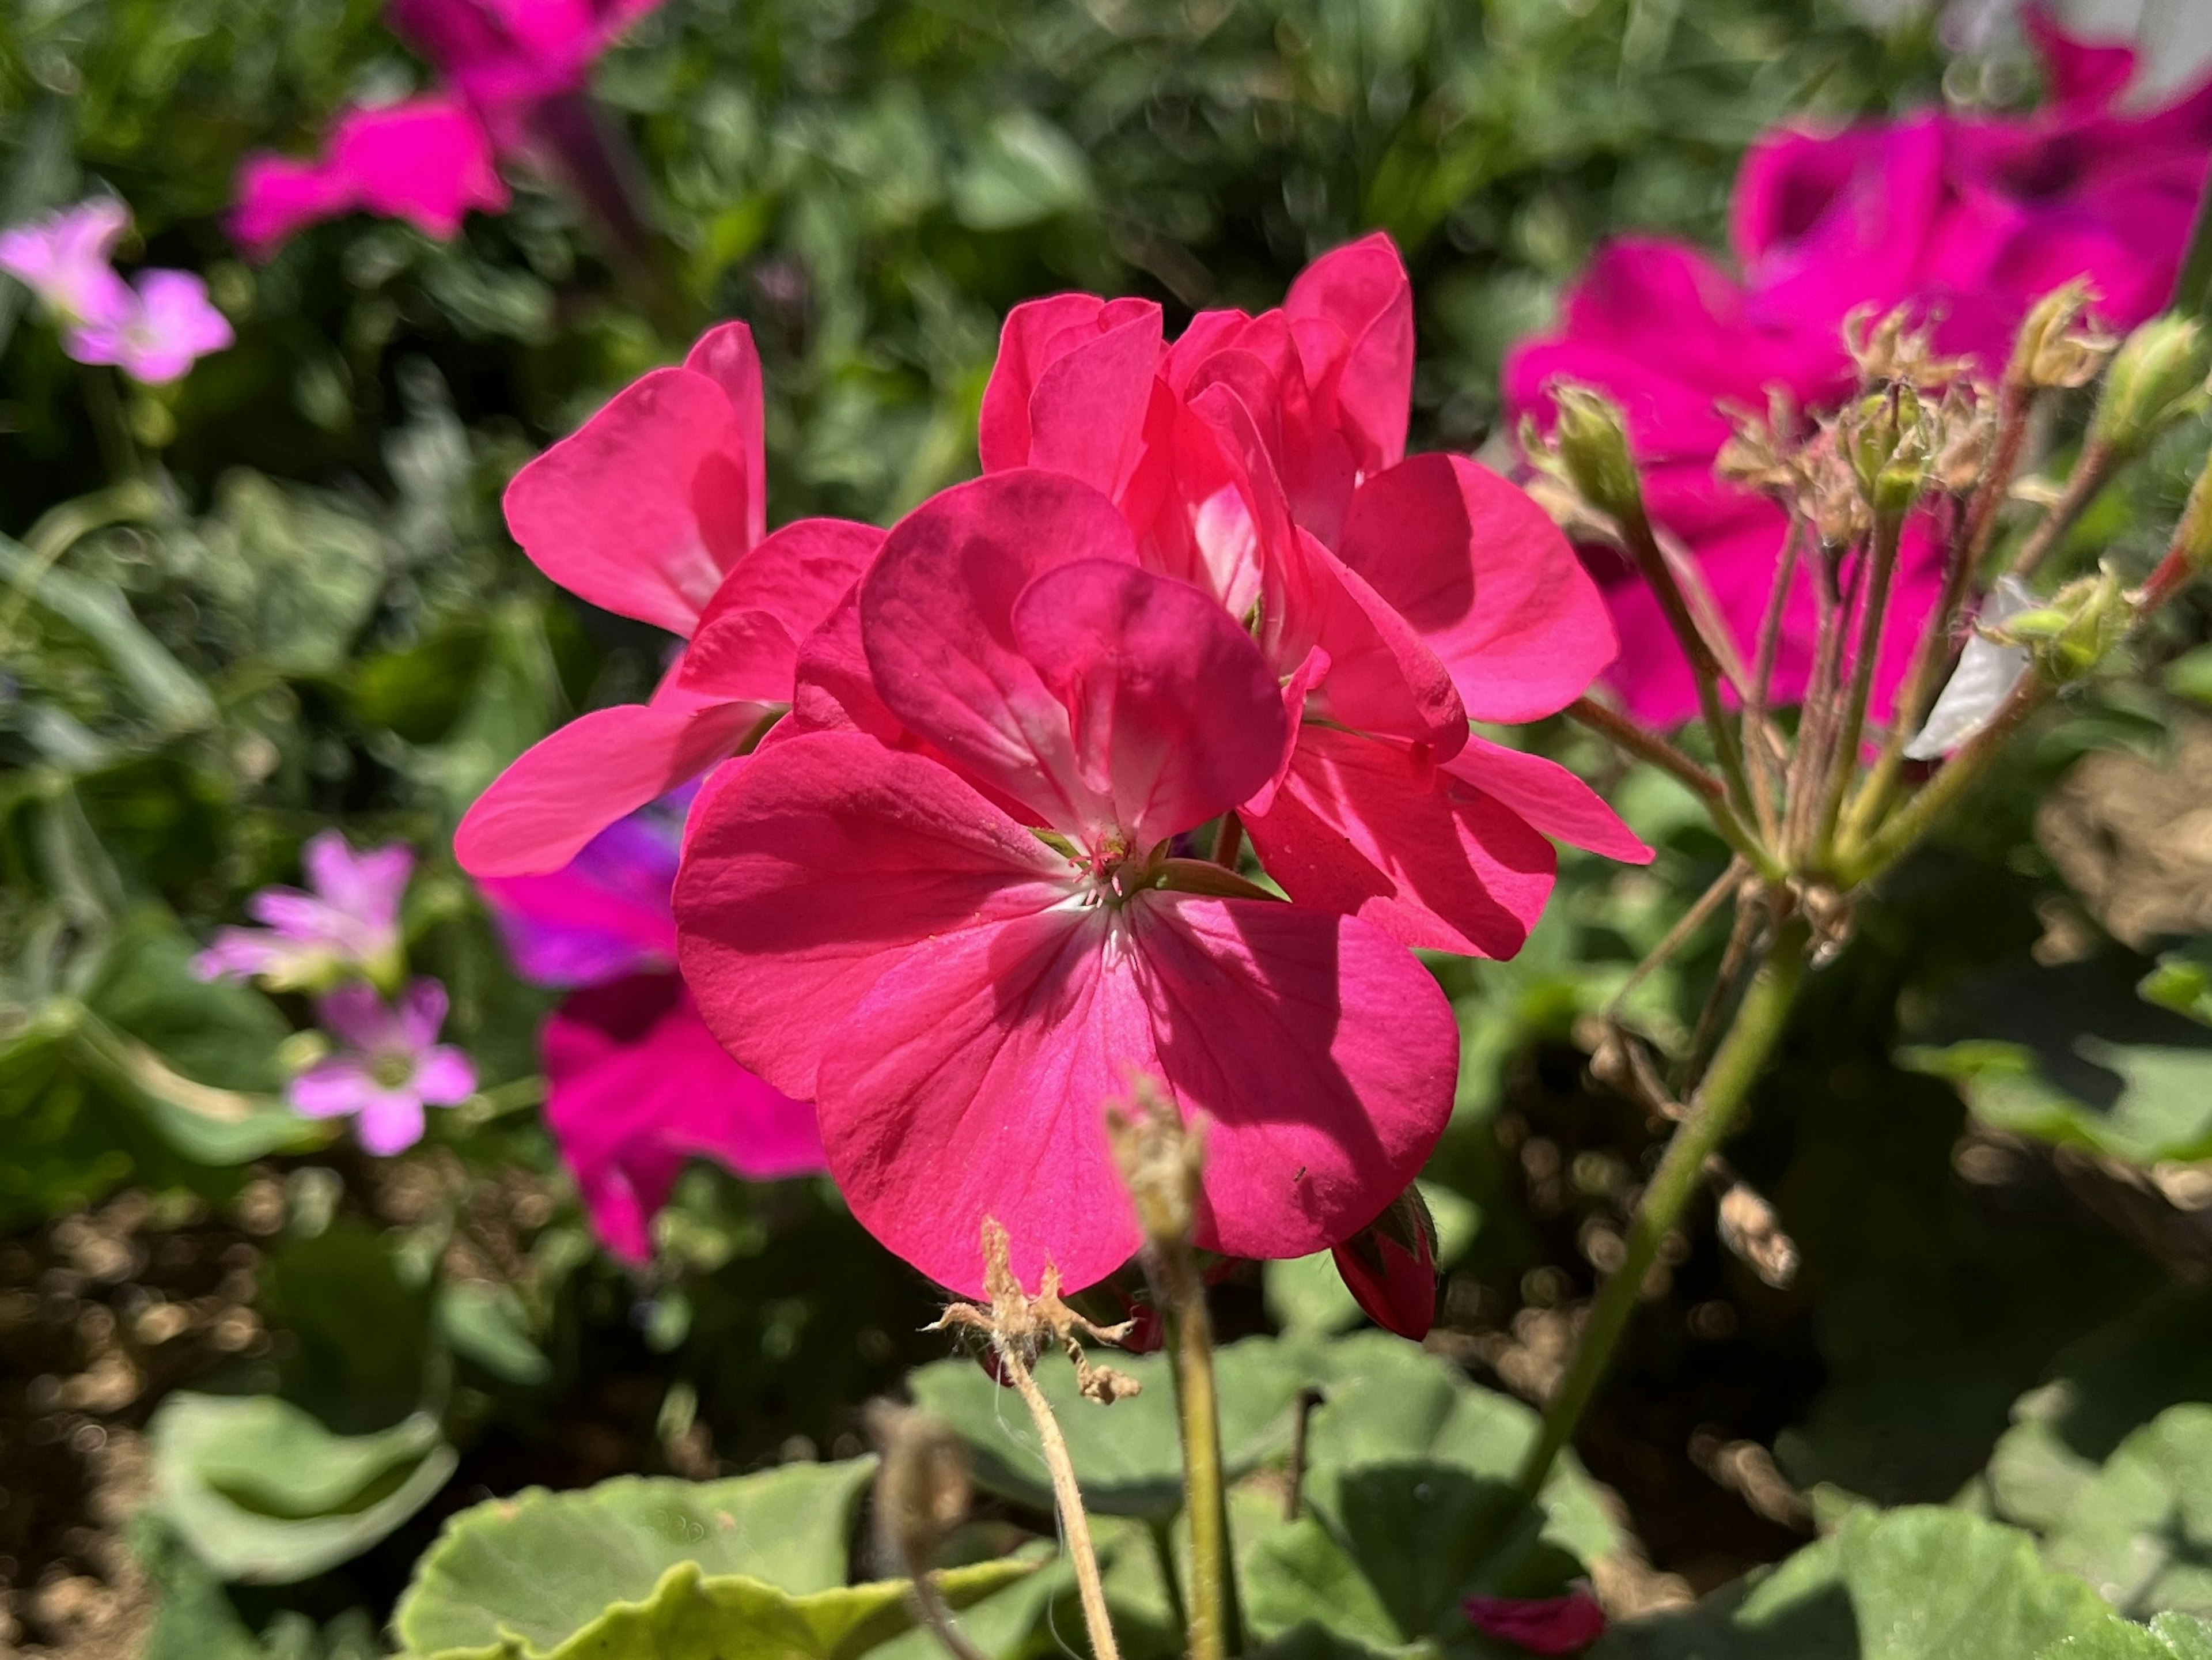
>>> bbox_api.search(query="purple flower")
[291,980,476,1155]
[194,831,413,992]
[0,198,133,331]
[69,270,234,385]
[476,808,679,986]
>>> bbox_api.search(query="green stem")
[1564,697,1780,880]
[2011,440,2118,584]
[79,365,142,485]
[1814,509,1903,864]
[1838,678,2052,886]
[1147,1517,1190,1639]
[1514,912,1812,1501]
[1162,1265,1236,1660]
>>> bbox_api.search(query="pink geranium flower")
[1504,7,2212,726]
[1463,1586,1607,1655]
[978,234,1651,960]
[456,320,884,877]
[227,0,660,257]
[290,979,475,1155]
[477,799,825,1262]
[68,270,234,385]
[675,470,1461,1297]
[0,198,132,331]
[194,831,412,991]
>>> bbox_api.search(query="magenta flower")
[1503,8,2212,726]
[675,470,1461,1297]
[977,235,1651,961]
[68,270,234,385]
[227,0,660,258]
[478,801,825,1262]
[229,96,508,262]
[457,321,882,878]
[290,980,475,1155]
[1463,1586,1607,1655]
[543,973,824,1263]
[0,198,132,331]
[194,831,412,992]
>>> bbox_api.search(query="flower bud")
[2174,447,2212,575]
[1105,1074,1202,1249]
[2088,313,2211,457]
[1329,1185,1438,1340]
[1544,383,1645,527]
[2006,279,2114,391]
[1843,387,1931,515]
[1996,564,2130,682]
[1463,1586,1608,1655]
[865,1400,972,1573]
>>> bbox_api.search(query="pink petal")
[397,979,453,1052]
[1295,528,1468,756]
[682,321,768,549]
[1464,1589,1608,1655]
[454,697,766,878]
[503,364,759,636]
[315,982,401,1052]
[858,470,1139,832]
[1282,230,1414,475]
[413,1045,478,1105]
[815,905,1153,1295]
[1129,891,1458,1262]
[1244,727,1558,959]
[2022,3,2137,109]
[331,98,507,238]
[478,814,681,986]
[787,589,907,743]
[545,975,823,1262]
[676,517,884,704]
[228,156,361,260]
[1010,559,1286,850]
[355,1092,428,1156]
[304,831,413,925]
[979,294,1162,493]
[673,733,1076,1102]
[289,1056,378,1120]
[1338,454,1617,724]
[1444,736,1653,864]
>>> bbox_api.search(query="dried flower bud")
[1929,382,1998,495]
[2174,447,2212,574]
[1330,1185,1439,1340]
[1544,382,1646,527]
[2088,312,2212,457]
[1463,1586,1608,1655]
[1105,1074,1202,1250]
[2006,279,2116,391]
[1715,1182,1798,1289]
[866,1400,972,1573]
[1844,303,1970,390]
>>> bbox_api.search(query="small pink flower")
[0,198,132,330]
[456,321,883,878]
[675,470,1462,1297]
[229,96,508,260]
[291,979,475,1155]
[1464,1587,1607,1655]
[389,0,664,143]
[69,270,234,385]
[194,831,412,991]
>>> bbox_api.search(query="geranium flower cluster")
[1507,8,2212,725]
[459,236,1649,1298]
[230,0,660,259]
[0,199,232,384]
[476,796,824,1263]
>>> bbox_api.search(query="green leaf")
[1595,1507,2114,1659]
[2138,940,2212,1028]
[148,1393,457,1584]
[2036,1610,2212,1660]
[1900,952,2212,1165]
[193,471,390,676]
[949,112,1092,229]
[910,1336,1311,1519]
[438,1280,552,1386]
[0,531,215,735]
[392,1461,1036,1660]
[2029,1405,2212,1620]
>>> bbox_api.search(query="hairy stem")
[1565,698,1777,878]
[1157,1248,1236,1660]
[1619,502,1759,822]
[2011,439,2117,583]
[1516,910,1812,1500]
[992,1337,1122,1660]
[1815,510,1903,863]
[1743,516,1802,840]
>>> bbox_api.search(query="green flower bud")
[2175,447,2212,575]
[2088,313,2212,457]
[2003,565,2130,682]
[2005,279,2113,391]
[1547,383,1645,525]
[1844,387,1931,515]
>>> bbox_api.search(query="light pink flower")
[978,234,1650,961]
[0,198,132,330]
[675,470,1461,1296]
[195,831,412,991]
[229,96,508,261]
[457,321,884,877]
[68,270,234,385]
[290,979,475,1155]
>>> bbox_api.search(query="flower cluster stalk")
[990,1337,1122,1660]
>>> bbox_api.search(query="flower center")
[370,1053,415,1091]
